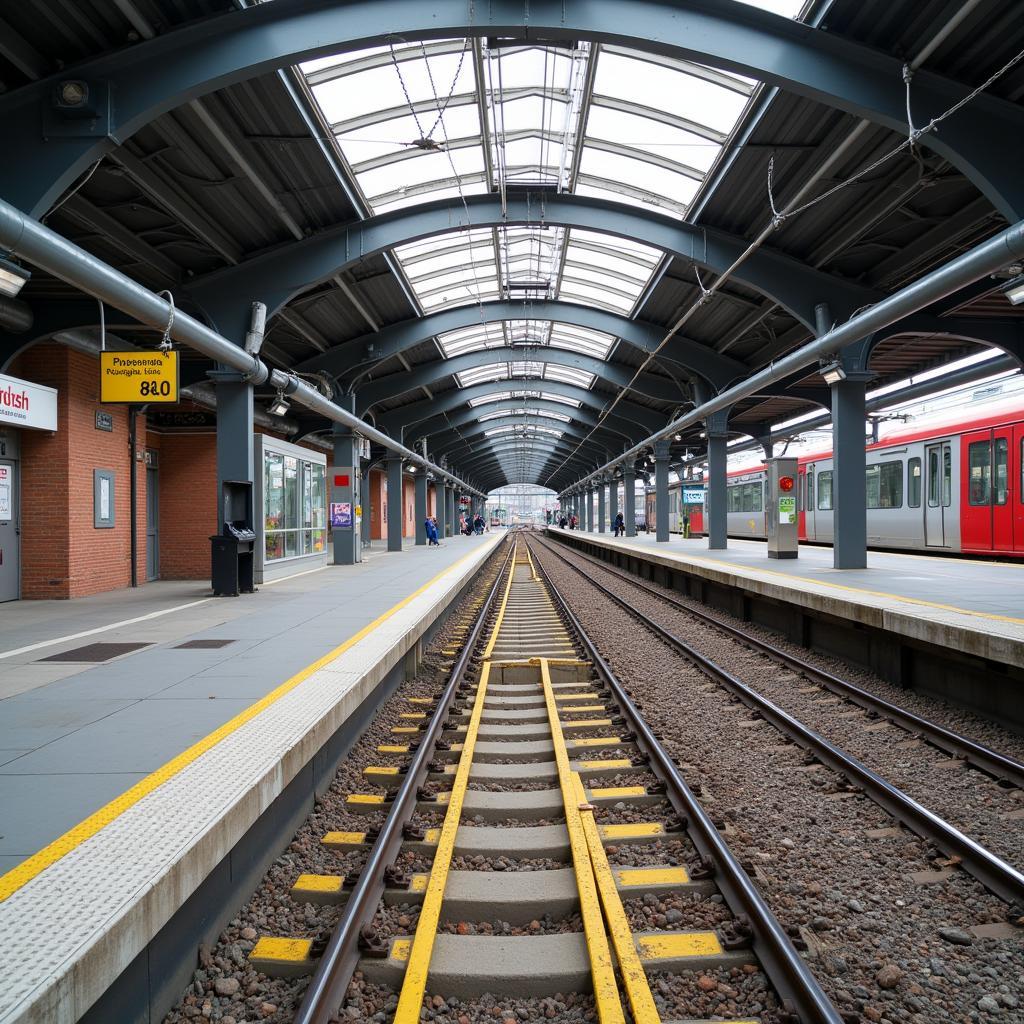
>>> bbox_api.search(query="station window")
[908,457,921,508]
[995,437,1008,505]
[968,441,991,506]
[817,471,833,510]
[264,451,327,561]
[866,461,902,509]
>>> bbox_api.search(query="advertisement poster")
[778,495,796,525]
[0,465,10,520]
[331,501,353,529]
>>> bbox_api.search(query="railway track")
[532,532,1024,909]
[274,534,846,1024]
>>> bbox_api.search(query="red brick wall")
[157,432,217,579]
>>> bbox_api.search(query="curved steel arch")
[455,441,603,478]
[387,378,668,436]
[412,399,647,447]
[297,300,749,391]
[430,416,619,458]
[188,192,878,337]
[357,347,685,413]
[4,0,1021,219]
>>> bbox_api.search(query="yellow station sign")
[100,351,179,403]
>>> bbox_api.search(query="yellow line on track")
[0,542,494,903]
[392,543,517,1022]
[540,658,628,1024]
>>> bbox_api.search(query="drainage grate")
[39,642,153,663]
[173,639,237,650]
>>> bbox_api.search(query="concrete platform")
[547,528,1024,725]
[0,531,504,1024]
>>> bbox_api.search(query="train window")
[995,438,1008,505]
[943,447,951,506]
[927,450,939,506]
[817,471,833,510]
[806,469,813,510]
[752,482,763,512]
[866,461,903,509]
[968,441,991,505]
[908,457,921,508]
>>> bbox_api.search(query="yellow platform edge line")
[0,539,497,903]
[573,771,661,1024]
[540,658,626,1024]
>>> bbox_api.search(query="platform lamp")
[818,359,847,385]
[0,255,30,298]
[1002,273,1024,306]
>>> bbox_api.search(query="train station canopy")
[1,0,1023,491]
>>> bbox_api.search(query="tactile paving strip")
[0,534,504,1024]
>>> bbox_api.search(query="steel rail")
[293,540,513,1024]
[534,534,1024,908]
[554,537,1024,789]
[526,534,846,1024]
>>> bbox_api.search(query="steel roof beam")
[355,346,687,414]
[3,0,1021,219]
[184,191,876,336]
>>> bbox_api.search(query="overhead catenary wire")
[543,39,1024,490]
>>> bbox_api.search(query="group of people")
[424,512,487,546]
[557,511,628,536]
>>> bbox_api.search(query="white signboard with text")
[0,372,58,432]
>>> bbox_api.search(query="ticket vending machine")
[766,457,799,559]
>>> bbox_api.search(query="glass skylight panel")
[549,324,615,358]
[468,391,581,409]
[543,365,595,387]
[436,324,506,357]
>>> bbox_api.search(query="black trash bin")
[211,480,256,596]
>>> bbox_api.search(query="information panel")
[100,351,179,403]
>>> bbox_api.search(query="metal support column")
[331,411,361,565]
[623,467,636,537]
[654,439,670,542]
[705,409,730,550]
[597,480,606,533]
[449,485,458,537]
[831,373,871,569]
[586,487,594,531]
[386,454,403,553]
[361,461,371,549]
[210,372,253,533]
[609,474,619,534]
[414,471,427,545]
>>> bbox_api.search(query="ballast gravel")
[532,537,1024,1024]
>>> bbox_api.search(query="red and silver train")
[648,395,1024,557]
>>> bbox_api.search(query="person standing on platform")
[613,511,625,537]
[425,517,439,546]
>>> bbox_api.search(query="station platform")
[0,531,504,1024]
[546,528,1024,724]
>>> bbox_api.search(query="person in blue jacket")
[425,516,439,546]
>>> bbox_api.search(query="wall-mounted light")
[819,360,847,385]
[1003,274,1024,306]
[268,393,291,417]
[0,255,31,298]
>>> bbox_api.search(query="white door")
[0,460,19,601]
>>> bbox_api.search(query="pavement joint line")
[391,541,517,1022]
[0,541,492,903]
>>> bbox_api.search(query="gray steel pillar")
[654,440,670,542]
[831,374,871,569]
[386,455,403,552]
[706,409,730,550]
[597,480,606,533]
[609,474,619,534]
[414,471,427,545]
[331,416,361,565]
[211,372,253,533]
[586,487,594,531]
[623,467,636,537]
[449,486,459,537]
[360,462,371,548]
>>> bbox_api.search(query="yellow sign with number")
[100,351,179,403]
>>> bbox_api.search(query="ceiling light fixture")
[819,360,847,385]
[268,393,291,417]
[0,255,31,298]
[1003,274,1024,306]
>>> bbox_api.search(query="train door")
[797,468,807,541]
[960,429,1012,552]
[1016,425,1024,551]
[924,441,951,548]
